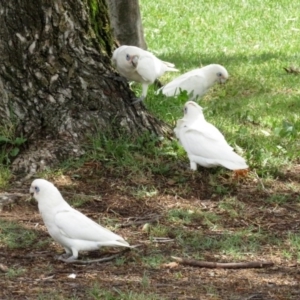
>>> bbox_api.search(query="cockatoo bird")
[174,101,248,171]
[112,45,179,103]
[157,64,229,101]
[30,179,131,262]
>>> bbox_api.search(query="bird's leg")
[131,83,149,104]
[58,255,77,263]
[57,248,79,263]
[55,247,71,259]
[190,161,198,171]
[57,253,71,259]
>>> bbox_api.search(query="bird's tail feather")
[162,61,175,67]
[97,240,131,248]
[162,61,179,72]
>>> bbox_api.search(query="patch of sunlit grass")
[138,0,300,177]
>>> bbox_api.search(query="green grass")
[0,219,50,249]
[2,0,300,184]
[141,252,166,268]
[0,165,11,189]
[1,1,298,186]
[5,267,26,279]
[132,186,159,199]
[68,194,95,208]
[37,292,80,300]
[88,285,164,300]
[0,0,298,182]
[0,124,27,168]
[137,0,300,177]
[1,2,300,299]
[218,197,245,218]
[285,232,300,261]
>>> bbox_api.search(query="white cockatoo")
[30,179,131,262]
[112,45,179,103]
[157,64,229,101]
[174,101,248,171]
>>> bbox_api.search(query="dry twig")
[152,237,174,243]
[254,170,267,192]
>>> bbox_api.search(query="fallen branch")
[171,257,274,269]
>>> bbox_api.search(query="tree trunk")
[106,0,147,49]
[0,0,169,174]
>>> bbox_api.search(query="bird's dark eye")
[126,54,130,61]
[217,72,222,77]
[35,186,40,192]
[184,107,188,114]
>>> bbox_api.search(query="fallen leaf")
[167,179,176,186]
[162,262,179,269]
[0,264,8,273]
[142,223,151,232]
[233,169,249,179]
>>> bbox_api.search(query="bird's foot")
[190,161,198,171]
[56,253,77,263]
[131,96,145,105]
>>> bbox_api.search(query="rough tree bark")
[106,0,147,49]
[0,0,169,174]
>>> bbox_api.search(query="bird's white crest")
[157,64,229,101]
[30,179,131,262]
[174,101,248,170]
[112,45,178,103]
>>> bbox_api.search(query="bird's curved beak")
[29,186,34,195]
[131,56,139,68]
[219,76,228,84]
[27,186,35,202]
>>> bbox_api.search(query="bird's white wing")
[159,71,206,98]
[179,123,234,160]
[136,55,158,83]
[54,209,123,242]
[189,121,230,146]
[181,128,248,169]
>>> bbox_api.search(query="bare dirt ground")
[0,162,300,299]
